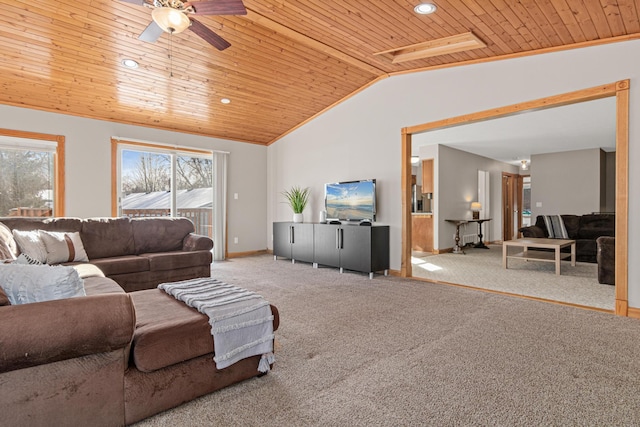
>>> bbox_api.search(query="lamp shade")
[470,202,482,211]
[152,7,191,34]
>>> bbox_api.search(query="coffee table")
[503,238,576,275]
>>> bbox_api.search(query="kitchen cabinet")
[422,159,434,193]
[412,214,433,252]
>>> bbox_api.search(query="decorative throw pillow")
[0,263,86,305]
[0,222,17,261]
[543,215,569,239]
[0,285,10,306]
[14,253,43,265]
[12,230,48,264]
[39,230,89,264]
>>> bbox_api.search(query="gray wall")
[530,148,603,216]
[436,145,518,249]
[0,105,268,254]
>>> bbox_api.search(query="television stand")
[273,222,389,278]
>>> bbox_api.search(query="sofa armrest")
[0,293,135,373]
[183,233,214,251]
[597,236,615,285]
[519,225,546,238]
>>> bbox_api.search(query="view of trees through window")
[120,148,214,237]
[0,148,54,217]
[121,151,212,195]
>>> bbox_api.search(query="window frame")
[110,138,213,216]
[0,128,65,217]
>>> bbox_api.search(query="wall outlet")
[536,202,542,207]
[234,237,239,244]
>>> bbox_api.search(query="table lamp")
[471,202,482,219]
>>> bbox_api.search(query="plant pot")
[293,213,304,223]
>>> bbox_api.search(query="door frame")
[400,80,630,316]
[502,171,518,241]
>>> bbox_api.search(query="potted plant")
[282,186,310,223]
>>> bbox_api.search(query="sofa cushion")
[129,289,214,372]
[83,276,126,295]
[82,217,135,259]
[578,214,615,240]
[560,215,580,239]
[132,217,195,254]
[0,217,83,233]
[90,255,149,276]
[140,250,212,272]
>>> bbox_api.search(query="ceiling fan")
[120,0,247,50]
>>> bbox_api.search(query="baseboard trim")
[227,249,269,259]
[627,306,640,319]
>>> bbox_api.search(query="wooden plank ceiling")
[0,0,639,145]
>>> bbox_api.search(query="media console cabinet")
[273,222,390,279]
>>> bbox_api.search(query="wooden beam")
[375,32,486,63]
[244,8,385,76]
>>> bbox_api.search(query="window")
[116,143,213,237]
[0,129,65,217]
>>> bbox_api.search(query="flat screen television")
[325,179,377,222]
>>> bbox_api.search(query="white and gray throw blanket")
[158,278,275,372]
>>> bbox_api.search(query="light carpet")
[133,255,640,426]
[411,245,614,311]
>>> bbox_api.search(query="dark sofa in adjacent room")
[519,213,615,263]
[520,213,616,285]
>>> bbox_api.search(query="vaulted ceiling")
[1,1,639,145]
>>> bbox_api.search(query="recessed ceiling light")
[122,59,139,69]
[221,98,231,104]
[414,3,437,15]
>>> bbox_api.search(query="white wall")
[267,39,640,306]
[530,148,602,216]
[0,106,268,254]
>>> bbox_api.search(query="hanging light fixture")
[152,7,191,34]
[521,160,529,170]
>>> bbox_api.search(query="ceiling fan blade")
[189,18,231,50]
[118,0,146,5]
[185,0,247,15]
[138,21,164,43]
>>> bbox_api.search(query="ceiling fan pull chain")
[169,30,174,77]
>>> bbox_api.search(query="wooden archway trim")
[400,80,630,317]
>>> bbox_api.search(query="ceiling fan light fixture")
[152,7,191,34]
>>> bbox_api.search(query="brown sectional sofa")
[0,217,280,425]
[0,216,213,291]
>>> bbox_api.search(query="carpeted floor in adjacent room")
[133,254,640,426]
[411,244,615,310]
